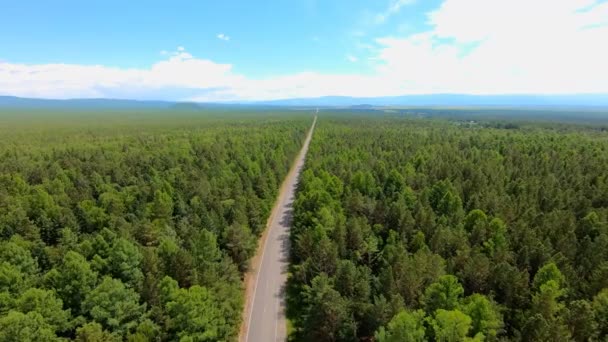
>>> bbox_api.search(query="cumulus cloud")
[217,33,230,41]
[1,0,607,101]
[373,0,608,94]
[346,54,359,62]
[0,47,243,100]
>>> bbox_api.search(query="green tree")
[461,294,503,340]
[44,251,98,314]
[532,262,565,290]
[75,322,120,342]
[524,280,570,341]
[302,274,356,342]
[82,277,145,335]
[351,170,376,197]
[0,311,59,342]
[464,209,488,245]
[593,288,608,339]
[430,309,478,342]
[107,238,144,289]
[127,319,161,342]
[15,288,71,332]
[221,223,256,273]
[567,299,597,341]
[423,275,464,313]
[159,276,228,341]
[151,190,173,220]
[0,262,29,294]
[77,200,110,233]
[384,169,404,197]
[429,180,462,219]
[483,218,508,256]
[375,309,426,342]
[464,209,487,233]
[0,238,38,275]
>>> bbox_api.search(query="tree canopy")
[0,111,310,340]
[288,116,608,341]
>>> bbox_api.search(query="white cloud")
[346,54,359,62]
[1,0,607,101]
[0,47,243,100]
[372,0,608,94]
[217,33,230,41]
[376,0,416,23]
[190,72,405,102]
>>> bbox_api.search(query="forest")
[2,109,608,342]
[289,116,608,341]
[0,110,309,341]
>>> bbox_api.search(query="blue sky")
[0,0,441,74]
[1,0,607,101]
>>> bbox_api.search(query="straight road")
[240,116,317,342]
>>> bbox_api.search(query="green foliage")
[0,262,29,293]
[75,322,120,342]
[0,238,38,275]
[429,180,463,220]
[0,112,309,339]
[301,274,356,342]
[567,299,597,341]
[423,275,464,313]
[160,277,228,341]
[524,280,571,341]
[374,309,426,342]
[106,238,144,289]
[221,223,256,273]
[15,288,71,332]
[82,277,145,335]
[77,200,110,233]
[127,319,160,342]
[532,262,565,290]
[430,309,478,342]
[483,218,508,256]
[5,111,608,341]
[44,251,98,315]
[150,190,173,220]
[0,310,60,342]
[593,288,608,339]
[461,294,503,340]
[289,116,608,341]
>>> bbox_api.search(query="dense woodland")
[0,111,309,341]
[289,116,608,341]
[3,110,608,341]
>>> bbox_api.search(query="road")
[240,116,317,342]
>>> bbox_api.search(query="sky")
[0,0,607,101]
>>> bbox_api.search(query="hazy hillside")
[3,94,608,110]
[255,94,608,107]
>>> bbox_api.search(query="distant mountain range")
[2,94,608,109]
[0,96,171,109]
[254,94,608,107]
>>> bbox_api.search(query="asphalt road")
[241,116,317,342]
